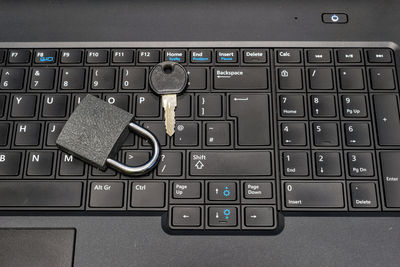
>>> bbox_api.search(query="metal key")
[149,61,188,136]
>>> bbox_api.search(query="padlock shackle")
[106,122,161,176]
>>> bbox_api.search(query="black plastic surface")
[1,0,400,266]
[0,228,75,267]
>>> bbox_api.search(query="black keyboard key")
[315,152,342,177]
[198,94,222,117]
[337,49,361,63]
[104,94,130,111]
[216,49,238,63]
[208,182,236,201]
[0,95,6,117]
[313,122,339,147]
[124,151,151,178]
[380,152,400,208]
[0,123,10,146]
[26,151,54,176]
[205,122,230,146]
[30,68,56,90]
[46,122,65,146]
[310,95,336,117]
[339,68,365,90]
[373,94,400,146]
[230,94,270,146]
[15,122,41,146]
[278,68,303,90]
[190,50,212,63]
[174,122,199,146]
[172,206,202,227]
[91,68,116,90]
[0,68,25,90]
[279,95,305,117]
[208,206,237,227]
[367,49,392,63]
[121,68,146,90]
[344,123,371,147]
[138,49,160,63]
[283,152,309,176]
[243,49,268,64]
[135,94,159,117]
[60,68,86,90]
[214,67,268,90]
[60,49,83,64]
[59,153,85,176]
[172,182,201,199]
[34,50,57,64]
[176,94,191,117]
[164,50,186,63]
[276,49,301,63]
[186,68,207,90]
[243,182,272,199]
[284,182,344,208]
[89,182,124,208]
[0,50,5,63]
[8,49,31,64]
[189,151,271,176]
[112,49,134,63]
[131,182,165,208]
[157,152,183,176]
[0,181,83,207]
[142,122,166,146]
[244,207,274,227]
[350,183,378,208]
[342,95,368,118]
[347,152,374,177]
[91,166,117,177]
[370,68,395,90]
[306,49,331,63]
[42,95,68,117]
[11,95,37,117]
[86,50,108,64]
[0,151,22,176]
[308,68,334,90]
[281,122,307,146]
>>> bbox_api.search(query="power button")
[322,13,348,24]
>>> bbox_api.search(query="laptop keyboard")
[0,44,399,234]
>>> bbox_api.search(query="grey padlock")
[56,94,160,176]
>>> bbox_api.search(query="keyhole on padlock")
[162,63,174,74]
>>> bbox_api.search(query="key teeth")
[165,114,175,136]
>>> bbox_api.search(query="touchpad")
[0,228,75,267]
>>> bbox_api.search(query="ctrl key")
[171,206,202,227]
[131,182,166,209]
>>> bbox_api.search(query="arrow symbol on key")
[183,215,190,218]
[251,215,257,219]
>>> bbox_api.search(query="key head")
[149,61,188,95]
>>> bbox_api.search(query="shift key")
[190,151,271,176]
[214,67,268,90]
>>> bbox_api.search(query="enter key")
[230,94,270,146]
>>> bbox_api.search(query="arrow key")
[208,182,237,201]
[171,206,202,227]
[244,206,274,227]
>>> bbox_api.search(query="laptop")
[0,0,399,266]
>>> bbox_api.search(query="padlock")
[56,94,160,176]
